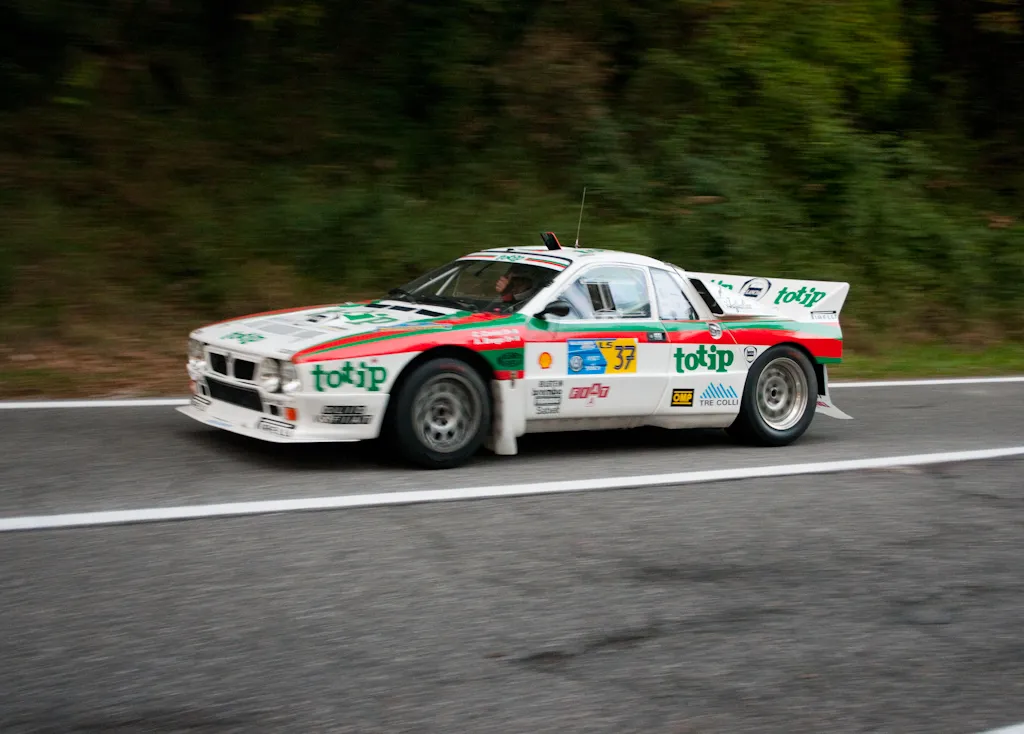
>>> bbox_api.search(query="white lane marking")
[977,724,1024,734]
[830,376,1024,389]
[1,376,1023,409]
[2,446,1023,533]
[0,398,189,409]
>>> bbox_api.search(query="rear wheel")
[727,345,817,446]
[387,357,491,469]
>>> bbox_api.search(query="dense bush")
[1,0,1023,343]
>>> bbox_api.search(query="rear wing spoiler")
[683,270,850,323]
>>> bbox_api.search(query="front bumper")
[178,391,390,443]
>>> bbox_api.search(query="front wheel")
[387,357,491,469]
[726,345,817,446]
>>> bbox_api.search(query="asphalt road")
[1,381,1024,732]
[2,381,1024,517]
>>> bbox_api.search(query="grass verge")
[1,333,1021,400]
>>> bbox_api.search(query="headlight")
[257,358,281,392]
[281,361,301,394]
[187,339,206,378]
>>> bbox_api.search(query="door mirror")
[537,300,571,319]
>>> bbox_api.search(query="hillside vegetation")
[2,0,1024,395]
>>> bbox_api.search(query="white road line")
[0,397,189,409]
[977,724,1024,734]
[2,446,1023,533]
[830,376,1024,388]
[1,375,1023,410]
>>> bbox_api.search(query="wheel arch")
[762,341,825,396]
[383,345,497,425]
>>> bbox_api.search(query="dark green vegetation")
[2,0,1024,396]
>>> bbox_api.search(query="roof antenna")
[574,186,587,248]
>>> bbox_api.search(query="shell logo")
[539,352,553,369]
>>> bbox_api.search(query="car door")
[523,263,670,420]
[648,266,744,415]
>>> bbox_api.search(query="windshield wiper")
[386,288,415,302]
[417,293,478,312]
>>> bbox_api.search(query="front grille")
[210,353,228,375]
[233,359,256,381]
[206,376,263,412]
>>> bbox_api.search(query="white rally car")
[180,233,850,468]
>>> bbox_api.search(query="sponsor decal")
[312,362,388,392]
[494,254,525,262]
[206,417,232,429]
[673,345,735,374]
[315,405,373,425]
[708,323,722,339]
[305,312,340,324]
[191,394,211,411]
[472,328,519,346]
[744,346,758,363]
[709,279,734,290]
[646,332,667,342]
[538,351,553,369]
[773,286,826,308]
[532,379,563,414]
[336,309,401,325]
[700,383,740,407]
[671,388,694,407]
[569,383,609,406]
[817,399,829,408]
[740,278,771,300]
[496,351,524,370]
[567,338,637,375]
[811,310,837,321]
[223,331,265,345]
[257,418,295,437]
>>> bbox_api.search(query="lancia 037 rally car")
[179,233,851,469]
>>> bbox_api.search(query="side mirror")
[537,300,571,319]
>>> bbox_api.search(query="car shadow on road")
[176,422,793,474]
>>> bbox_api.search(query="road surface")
[1,379,1023,733]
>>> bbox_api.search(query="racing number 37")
[599,339,637,374]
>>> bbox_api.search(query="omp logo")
[569,383,609,406]
[671,389,694,407]
[700,383,739,407]
[773,286,826,308]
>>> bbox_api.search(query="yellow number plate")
[595,338,638,374]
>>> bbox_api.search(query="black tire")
[726,344,817,446]
[386,357,491,469]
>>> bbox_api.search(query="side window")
[650,268,697,320]
[551,265,652,319]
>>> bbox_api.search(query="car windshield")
[387,258,560,314]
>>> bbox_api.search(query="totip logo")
[774,286,826,308]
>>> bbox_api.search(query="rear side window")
[650,268,697,320]
[554,265,653,319]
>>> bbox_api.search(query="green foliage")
[1,0,1023,344]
